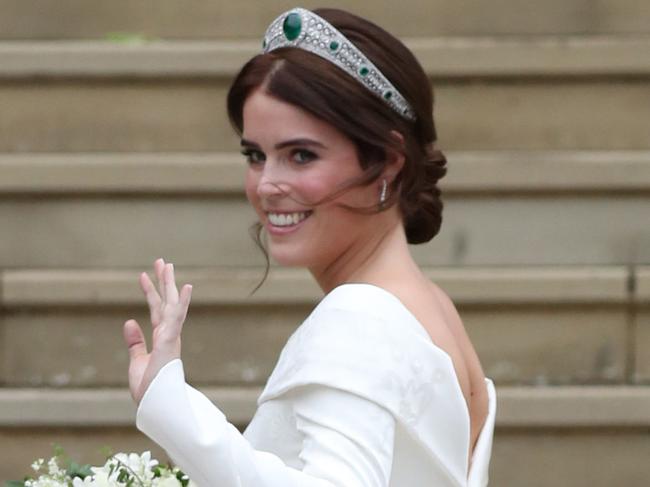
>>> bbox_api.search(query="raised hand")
[123,258,193,404]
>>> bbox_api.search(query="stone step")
[2,151,650,194]
[2,386,650,486]
[0,151,648,267]
[3,427,648,487]
[1,265,647,387]
[1,0,649,39]
[2,385,650,427]
[1,39,650,151]
[0,192,647,267]
[2,266,634,306]
[3,38,650,78]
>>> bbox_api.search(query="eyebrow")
[240,138,327,150]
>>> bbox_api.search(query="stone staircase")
[1,1,650,485]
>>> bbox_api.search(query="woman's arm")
[136,359,395,487]
[125,260,395,486]
[123,258,192,404]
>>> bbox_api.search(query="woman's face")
[241,88,380,269]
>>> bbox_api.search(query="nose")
[256,160,291,198]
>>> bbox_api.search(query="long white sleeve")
[136,359,395,487]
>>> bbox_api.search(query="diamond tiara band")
[261,7,416,122]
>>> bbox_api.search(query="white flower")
[71,477,93,487]
[110,450,157,481]
[86,470,113,487]
[22,450,192,487]
[47,457,62,476]
[153,477,182,487]
[28,478,67,487]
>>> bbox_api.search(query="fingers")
[159,282,192,339]
[178,284,193,324]
[123,319,147,360]
[139,271,162,326]
[180,283,193,308]
[142,258,192,335]
[165,262,180,303]
[154,258,166,303]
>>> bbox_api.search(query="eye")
[291,149,317,165]
[241,149,265,165]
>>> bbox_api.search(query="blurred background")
[1,0,649,485]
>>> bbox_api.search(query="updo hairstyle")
[227,8,447,245]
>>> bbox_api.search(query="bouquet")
[6,448,196,487]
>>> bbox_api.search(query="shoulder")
[258,284,452,423]
[288,283,431,364]
[266,284,413,374]
[310,282,427,333]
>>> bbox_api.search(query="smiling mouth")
[267,211,313,227]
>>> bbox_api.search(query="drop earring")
[379,179,388,208]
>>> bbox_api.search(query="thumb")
[123,319,148,361]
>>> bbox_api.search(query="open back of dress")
[248,283,497,486]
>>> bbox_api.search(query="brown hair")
[227,8,447,288]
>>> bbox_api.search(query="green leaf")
[99,445,114,459]
[67,461,93,479]
[52,443,66,459]
[117,467,129,483]
[5,481,26,487]
[176,469,189,487]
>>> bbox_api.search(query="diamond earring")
[379,179,388,207]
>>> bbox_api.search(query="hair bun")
[403,147,447,244]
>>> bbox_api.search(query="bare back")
[387,279,489,462]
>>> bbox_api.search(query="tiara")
[261,7,416,122]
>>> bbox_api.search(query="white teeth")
[268,211,310,227]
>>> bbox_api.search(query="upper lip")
[264,209,312,214]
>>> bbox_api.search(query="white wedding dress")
[137,283,496,487]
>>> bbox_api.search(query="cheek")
[244,170,261,210]
[328,181,377,211]
[297,163,359,204]
[299,177,331,203]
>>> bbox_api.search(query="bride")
[123,7,496,486]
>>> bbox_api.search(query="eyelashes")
[291,149,317,164]
[240,148,318,165]
[240,149,265,164]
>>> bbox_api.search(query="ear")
[383,130,406,184]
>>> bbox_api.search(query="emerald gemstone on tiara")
[283,12,302,41]
[262,8,416,121]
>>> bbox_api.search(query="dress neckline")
[328,282,470,412]
[327,282,495,478]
